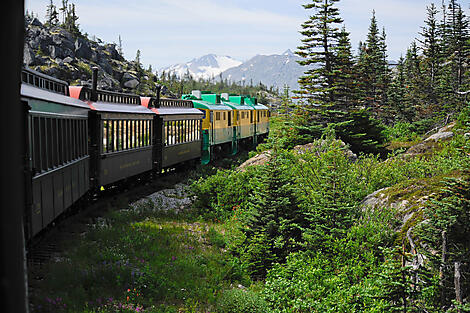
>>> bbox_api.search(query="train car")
[182,91,234,164]
[220,93,257,152]
[244,96,270,143]
[69,72,155,188]
[221,93,256,143]
[21,68,90,239]
[141,97,203,169]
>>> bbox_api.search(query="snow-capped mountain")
[221,49,304,91]
[160,54,242,80]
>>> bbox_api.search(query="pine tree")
[45,0,59,26]
[296,0,344,107]
[418,173,470,310]
[387,57,415,123]
[356,11,390,113]
[418,3,441,116]
[244,152,306,278]
[331,26,358,109]
[117,35,123,56]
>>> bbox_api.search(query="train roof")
[69,86,154,114]
[191,100,232,111]
[141,97,203,117]
[221,100,254,110]
[250,103,270,110]
[20,68,90,109]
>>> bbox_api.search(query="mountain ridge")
[161,51,304,92]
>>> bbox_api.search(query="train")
[21,67,270,241]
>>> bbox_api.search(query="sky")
[24,0,469,70]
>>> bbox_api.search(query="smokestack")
[91,67,98,101]
[155,85,162,108]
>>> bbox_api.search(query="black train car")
[69,84,155,188]
[141,97,203,170]
[21,68,90,239]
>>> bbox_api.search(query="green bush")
[216,288,269,313]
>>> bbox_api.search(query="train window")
[216,112,220,121]
[52,119,58,167]
[137,120,141,147]
[223,112,226,120]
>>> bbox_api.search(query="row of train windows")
[102,119,153,153]
[30,115,88,174]
[164,120,201,146]
[215,111,228,121]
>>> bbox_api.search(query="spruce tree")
[331,26,358,109]
[296,0,343,107]
[418,3,441,116]
[356,11,390,114]
[45,0,59,26]
[244,152,305,278]
[418,173,470,310]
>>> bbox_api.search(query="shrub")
[216,288,269,313]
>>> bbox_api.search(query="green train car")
[182,90,270,164]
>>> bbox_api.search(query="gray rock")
[63,56,74,63]
[124,78,139,89]
[49,45,65,59]
[23,44,37,66]
[424,131,454,142]
[30,18,43,27]
[98,59,113,75]
[74,37,93,59]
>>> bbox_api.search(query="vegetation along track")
[26,167,190,269]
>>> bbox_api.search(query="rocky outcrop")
[293,140,357,162]
[403,123,455,158]
[23,17,155,94]
[237,139,357,171]
[130,184,193,213]
[238,151,272,171]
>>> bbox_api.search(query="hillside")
[23,17,162,96]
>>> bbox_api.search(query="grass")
[29,201,247,313]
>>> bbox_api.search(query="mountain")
[221,49,304,91]
[160,54,242,80]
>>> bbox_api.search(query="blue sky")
[25,0,468,69]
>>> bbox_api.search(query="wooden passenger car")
[69,85,155,188]
[21,68,90,239]
[141,97,203,169]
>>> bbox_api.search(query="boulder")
[74,37,93,59]
[23,44,37,66]
[29,18,43,27]
[424,131,454,142]
[293,139,358,162]
[237,151,271,171]
[122,72,140,88]
[63,56,74,64]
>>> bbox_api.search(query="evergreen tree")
[296,0,344,107]
[243,152,306,278]
[387,57,415,123]
[331,26,359,109]
[418,3,441,116]
[356,11,390,113]
[418,173,470,310]
[45,0,59,26]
